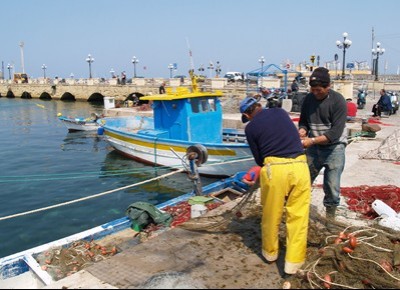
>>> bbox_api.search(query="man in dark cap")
[298,67,347,226]
[239,96,311,277]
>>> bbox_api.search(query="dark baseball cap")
[239,97,258,123]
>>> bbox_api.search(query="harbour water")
[0,98,217,258]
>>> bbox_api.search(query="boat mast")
[186,37,198,92]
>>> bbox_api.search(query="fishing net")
[282,185,400,289]
[360,129,400,161]
[177,180,400,289]
[341,185,400,219]
[285,222,400,289]
[177,181,261,232]
[34,240,119,281]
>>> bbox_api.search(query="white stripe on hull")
[105,136,255,176]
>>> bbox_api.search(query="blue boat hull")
[100,116,255,177]
[0,172,249,286]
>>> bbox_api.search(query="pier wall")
[0,83,161,102]
[0,79,247,102]
[1,78,400,102]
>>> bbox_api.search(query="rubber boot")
[325,206,337,232]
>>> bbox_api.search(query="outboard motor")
[357,89,367,109]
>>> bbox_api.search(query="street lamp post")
[7,64,12,80]
[207,61,214,78]
[334,53,339,78]
[168,63,174,78]
[372,42,385,81]
[336,32,352,80]
[198,65,205,75]
[310,55,316,71]
[41,64,47,79]
[131,56,139,78]
[215,61,221,78]
[259,56,265,75]
[85,54,95,79]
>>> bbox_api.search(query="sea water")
[0,98,216,258]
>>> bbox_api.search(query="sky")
[2,0,400,79]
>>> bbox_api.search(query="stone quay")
[1,75,400,103]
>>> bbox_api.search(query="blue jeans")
[306,143,346,207]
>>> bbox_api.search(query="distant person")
[240,96,311,277]
[159,82,166,94]
[294,72,303,83]
[121,71,126,85]
[291,79,299,93]
[372,89,392,117]
[298,67,347,225]
[346,97,357,121]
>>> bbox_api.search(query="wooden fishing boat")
[58,113,100,132]
[98,71,256,177]
[0,170,250,288]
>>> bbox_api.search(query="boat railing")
[165,87,191,95]
[222,132,248,143]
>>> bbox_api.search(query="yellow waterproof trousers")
[260,154,311,274]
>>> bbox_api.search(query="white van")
[224,72,243,82]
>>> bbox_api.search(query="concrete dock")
[33,102,400,289]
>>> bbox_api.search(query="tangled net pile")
[287,224,400,289]
[286,183,400,289]
[341,185,400,219]
[177,183,260,232]
[35,240,118,280]
[175,181,400,288]
[360,128,400,161]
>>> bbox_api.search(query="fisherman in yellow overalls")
[240,96,311,276]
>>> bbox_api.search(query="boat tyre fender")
[186,144,208,166]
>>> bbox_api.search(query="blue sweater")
[244,108,304,166]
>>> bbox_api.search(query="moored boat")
[98,71,256,177]
[0,170,250,288]
[58,113,100,132]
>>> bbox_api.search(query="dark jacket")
[298,89,348,146]
[245,108,304,166]
[378,94,393,112]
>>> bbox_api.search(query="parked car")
[224,72,243,82]
[245,72,278,83]
[173,75,186,79]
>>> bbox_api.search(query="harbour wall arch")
[60,92,76,101]
[21,91,32,99]
[6,90,15,98]
[0,83,155,102]
[87,93,105,102]
[39,92,52,100]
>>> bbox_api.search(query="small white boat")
[58,113,100,132]
[98,71,256,177]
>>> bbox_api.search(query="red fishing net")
[342,185,400,219]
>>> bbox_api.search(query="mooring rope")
[0,156,254,221]
[0,169,184,222]
[0,156,253,183]
[0,166,175,183]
